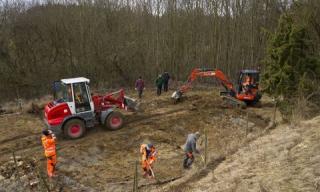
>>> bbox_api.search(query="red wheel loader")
[44,77,137,139]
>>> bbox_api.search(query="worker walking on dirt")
[162,72,170,92]
[183,132,200,169]
[155,75,164,96]
[140,143,157,178]
[41,130,57,178]
[135,76,145,99]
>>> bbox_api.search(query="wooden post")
[12,152,22,185]
[204,129,208,167]
[273,100,277,125]
[133,160,138,192]
[37,164,51,192]
[246,112,249,136]
[133,161,136,192]
[17,99,22,111]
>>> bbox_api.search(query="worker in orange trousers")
[41,129,57,178]
[140,143,157,178]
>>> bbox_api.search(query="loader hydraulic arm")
[92,89,137,112]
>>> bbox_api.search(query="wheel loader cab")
[237,70,260,93]
[53,77,94,114]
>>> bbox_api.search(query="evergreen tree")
[263,13,320,98]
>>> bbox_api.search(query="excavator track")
[221,95,247,109]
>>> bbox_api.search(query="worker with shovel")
[41,129,57,178]
[183,132,200,169]
[140,143,157,179]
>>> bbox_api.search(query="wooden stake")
[133,160,138,192]
[37,164,51,192]
[273,100,277,125]
[12,151,22,185]
[17,99,22,111]
[204,129,208,167]
[246,112,249,136]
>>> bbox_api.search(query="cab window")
[73,82,91,112]
[53,82,73,103]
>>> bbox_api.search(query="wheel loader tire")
[63,119,86,139]
[105,111,124,131]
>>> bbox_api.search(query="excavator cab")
[237,70,260,94]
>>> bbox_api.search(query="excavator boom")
[172,68,236,102]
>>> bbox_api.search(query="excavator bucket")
[171,90,183,104]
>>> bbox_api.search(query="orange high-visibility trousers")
[142,159,151,170]
[47,155,57,177]
[142,159,152,177]
[141,156,155,177]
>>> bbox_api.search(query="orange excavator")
[171,68,262,107]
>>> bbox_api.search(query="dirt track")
[0,89,276,191]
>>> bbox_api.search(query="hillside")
[155,115,320,192]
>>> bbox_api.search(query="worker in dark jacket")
[155,75,164,96]
[135,76,145,99]
[183,132,200,169]
[162,72,170,92]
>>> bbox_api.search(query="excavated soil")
[0,89,276,191]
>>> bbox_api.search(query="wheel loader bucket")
[124,96,139,111]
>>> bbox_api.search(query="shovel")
[200,154,205,163]
[147,163,155,178]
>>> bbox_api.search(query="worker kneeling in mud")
[41,129,57,178]
[183,132,200,169]
[140,143,157,178]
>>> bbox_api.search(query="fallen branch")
[0,112,21,118]
[138,176,183,188]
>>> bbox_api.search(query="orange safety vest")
[140,144,157,162]
[243,76,251,86]
[41,135,56,158]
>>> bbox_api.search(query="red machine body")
[45,102,72,127]
[92,89,128,112]
[172,68,261,107]
[44,77,136,139]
